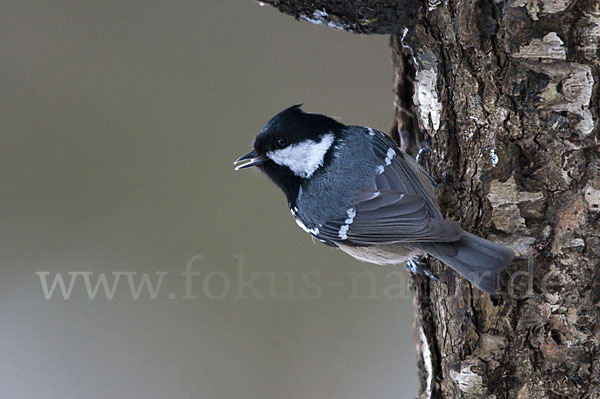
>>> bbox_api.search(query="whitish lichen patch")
[413,50,442,131]
[536,62,594,137]
[513,0,540,20]
[512,0,574,20]
[584,184,600,211]
[299,9,347,30]
[492,236,536,257]
[487,176,544,234]
[542,0,574,14]
[450,360,487,395]
[487,176,544,256]
[419,326,433,399]
[512,32,566,60]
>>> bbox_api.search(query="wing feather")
[314,130,462,246]
[369,132,442,218]
[316,190,462,245]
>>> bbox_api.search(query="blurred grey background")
[0,1,417,398]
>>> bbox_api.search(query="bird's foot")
[405,256,440,282]
[415,147,432,167]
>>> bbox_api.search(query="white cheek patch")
[266,133,335,178]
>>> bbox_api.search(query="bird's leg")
[415,147,432,168]
[405,256,440,282]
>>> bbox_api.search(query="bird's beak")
[233,149,267,170]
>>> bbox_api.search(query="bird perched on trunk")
[234,105,514,293]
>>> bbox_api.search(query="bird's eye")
[275,138,288,149]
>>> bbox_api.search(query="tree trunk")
[261,1,600,398]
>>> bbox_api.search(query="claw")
[405,256,440,283]
[422,267,440,282]
[405,257,419,274]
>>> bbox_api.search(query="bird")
[233,105,514,293]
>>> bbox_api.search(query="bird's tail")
[419,232,515,293]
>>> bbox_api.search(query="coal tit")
[234,105,514,293]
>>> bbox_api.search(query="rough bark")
[261,1,600,398]
[258,0,416,33]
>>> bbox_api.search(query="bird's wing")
[317,190,463,245]
[367,130,442,218]
[315,130,463,245]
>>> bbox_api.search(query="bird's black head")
[234,105,346,203]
